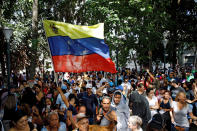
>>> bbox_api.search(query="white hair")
[128,115,142,129]
[47,111,59,122]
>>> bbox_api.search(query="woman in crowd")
[35,84,44,102]
[128,115,143,131]
[170,91,197,131]
[34,84,44,111]
[2,93,17,131]
[9,110,37,131]
[31,105,44,130]
[159,91,172,130]
[42,97,56,115]
[41,111,66,131]
[52,89,59,106]
[146,88,159,120]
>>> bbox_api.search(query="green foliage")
[1,0,197,72]
[77,0,170,67]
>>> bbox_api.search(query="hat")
[170,79,176,83]
[115,85,123,91]
[108,87,115,93]
[109,82,114,87]
[86,84,92,89]
[187,75,194,82]
[76,113,88,122]
[61,85,67,90]
[169,69,174,73]
[156,75,163,80]
[125,76,129,79]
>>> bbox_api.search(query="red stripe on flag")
[52,54,117,73]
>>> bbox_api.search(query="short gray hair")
[128,115,142,129]
[47,111,59,122]
[102,96,111,102]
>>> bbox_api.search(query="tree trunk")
[172,43,177,69]
[131,52,138,71]
[0,52,6,82]
[29,0,38,80]
[148,50,153,72]
[0,30,6,84]
[194,46,197,70]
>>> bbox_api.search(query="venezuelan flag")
[43,20,116,73]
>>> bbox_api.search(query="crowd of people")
[0,67,197,131]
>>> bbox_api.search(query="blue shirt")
[77,92,98,118]
[56,92,70,110]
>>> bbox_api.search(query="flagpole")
[42,20,59,86]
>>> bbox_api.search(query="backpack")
[149,113,165,130]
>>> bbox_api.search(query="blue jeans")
[184,127,189,131]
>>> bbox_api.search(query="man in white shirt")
[121,76,131,97]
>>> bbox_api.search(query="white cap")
[86,84,92,89]
[76,113,88,122]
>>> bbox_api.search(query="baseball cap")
[109,82,114,87]
[76,113,89,122]
[86,84,92,89]
[115,85,123,91]
[108,87,115,93]
[61,85,67,90]
[125,76,129,79]
[170,79,176,83]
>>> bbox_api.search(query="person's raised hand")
[32,106,39,116]
[57,86,62,92]
[96,114,102,121]
[146,69,150,73]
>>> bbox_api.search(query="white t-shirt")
[146,96,158,119]
[171,101,192,127]
[74,86,81,93]
[121,82,131,90]
[121,82,131,96]
[92,87,97,94]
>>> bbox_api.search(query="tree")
[27,0,39,80]
[77,0,170,69]
[0,0,86,80]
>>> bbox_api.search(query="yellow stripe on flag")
[43,20,104,39]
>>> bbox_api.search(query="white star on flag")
[82,48,88,55]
